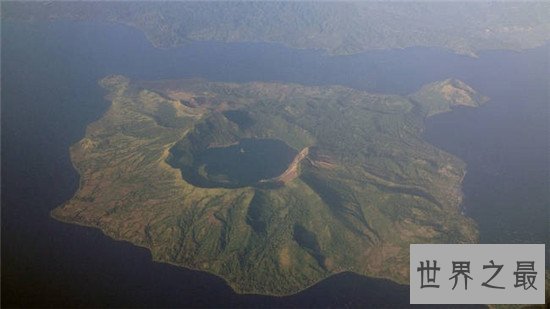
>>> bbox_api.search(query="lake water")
[2,21,547,307]
[177,138,298,188]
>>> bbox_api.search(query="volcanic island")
[52,76,487,295]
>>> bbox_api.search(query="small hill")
[410,78,489,117]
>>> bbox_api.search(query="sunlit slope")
[411,79,489,117]
[52,76,486,295]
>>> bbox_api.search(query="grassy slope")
[411,78,490,117]
[3,1,550,56]
[52,76,484,295]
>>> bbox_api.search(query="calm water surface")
[2,21,547,307]
[179,138,298,188]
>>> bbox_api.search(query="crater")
[170,138,298,188]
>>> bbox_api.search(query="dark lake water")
[2,21,548,307]
[181,138,298,188]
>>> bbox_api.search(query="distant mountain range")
[3,1,550,56]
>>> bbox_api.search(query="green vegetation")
[52,76,485,295]
[4,1,550,56]
[411,79,489,117]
